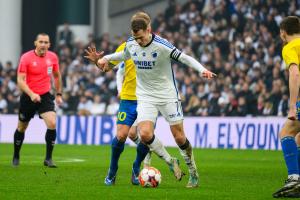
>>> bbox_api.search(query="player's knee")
[174,134,186,145]
[280,122,299,138]
[139,129,152,143]
[17,123,29,132]
[128,128,137,141]
[117,130,128,142]
[47,119,56,129]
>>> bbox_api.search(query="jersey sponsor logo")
[137,66,152,69]
[152,52,158,58]
[134,60,156,69]
[117,112,127,121]
[133,52,137,56]
[47,66,53,74]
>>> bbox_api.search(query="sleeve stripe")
[153,38,174,49]
[127,37,135,42]
[170,48,181,61]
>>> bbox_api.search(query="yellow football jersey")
[110,42,137,100]
[282,38,300,70]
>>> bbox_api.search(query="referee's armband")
[170,48,182,61]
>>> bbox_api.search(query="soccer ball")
[138,166,161,187]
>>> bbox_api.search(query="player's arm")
[283,48,300,120]
[175,51,216,79]
[53,70,63,105]
[288,63,300,120]
[116,62,125,96]
[17,73,41,103]
[98,45,131,71]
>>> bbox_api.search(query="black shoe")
[44,159,57,168]
[12,157,19,167]
[273,177,300,198]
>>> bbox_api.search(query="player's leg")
[170,123,197,187]
[105,124,130,185]
[40,111,57,168]
[12,120,29,166]
[129,122,182,179]
[128,122,152,167]
[128,122,140,144]
[13,93,36,166]
[131,101,158,184]
[131,120,153,184]
[105,100,137,185]
[159,101,197,187]
[273,119,300,198]
[39,92,57,168]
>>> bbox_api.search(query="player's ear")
[147,25,151,33]
[34,40,37,47]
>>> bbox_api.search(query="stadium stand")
[0,0,299,116]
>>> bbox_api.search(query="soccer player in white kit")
[97,12,216,188]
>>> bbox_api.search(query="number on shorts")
[118,112,127,121]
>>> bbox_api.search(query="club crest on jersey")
[47,66,53,74]
[32,61,37,66]
[152,52,158,58]
[46,59,52,65]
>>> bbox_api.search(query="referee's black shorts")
[18,92,55,122]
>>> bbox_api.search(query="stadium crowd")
[0,0,299,117]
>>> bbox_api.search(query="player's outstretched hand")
[201,70,217,79]
[84,45,104,64]
[288,106,297,121]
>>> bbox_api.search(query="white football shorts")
[137,101,183,125]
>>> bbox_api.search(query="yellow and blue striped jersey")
[110,42,137,100]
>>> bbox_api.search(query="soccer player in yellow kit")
[273,16,300,198]
[85,43,184,186]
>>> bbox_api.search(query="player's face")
[34,35,50,56]
[132,28,151,47]
[280,29,287,45]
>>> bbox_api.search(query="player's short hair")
[35,33,49,41]
[131,12,151,33]
[280,16,300,35]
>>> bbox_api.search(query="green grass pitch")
[0,143,285,200]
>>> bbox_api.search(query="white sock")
[148,136,172,164]
[131,135,140,145]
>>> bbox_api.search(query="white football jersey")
[123,34,182,103]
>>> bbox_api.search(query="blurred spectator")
[89,95,106,115]
[106,97,119,115]
[1,0,297,117]
[77,96,92,115]
[58,23,74,49]
[0,94,8,113]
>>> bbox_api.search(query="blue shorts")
[117,100,137,126]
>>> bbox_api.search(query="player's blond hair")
[131,11,151,33]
